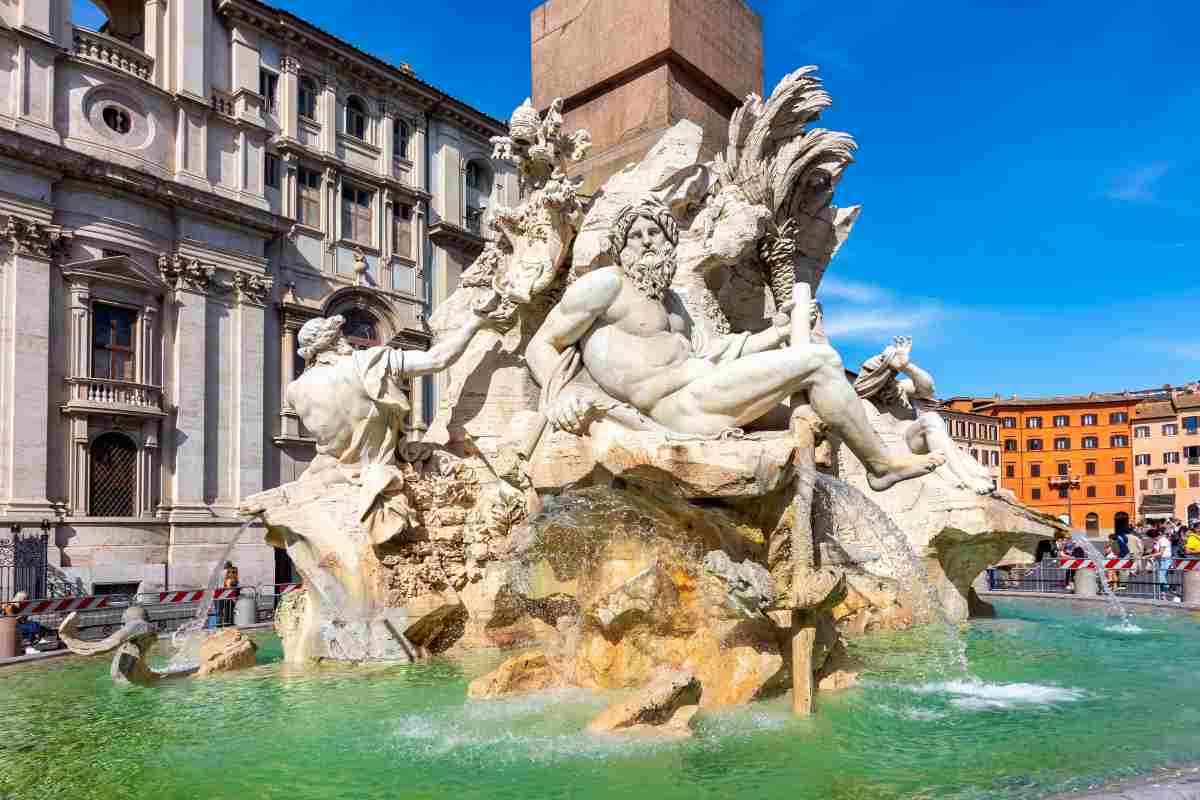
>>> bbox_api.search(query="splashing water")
[1069,532,1138,632]
[166,517,257,670]
[815,474,973,678]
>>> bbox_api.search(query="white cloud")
[820,277,890,304]
[821,304,947,341]
[1105,162,1170,202]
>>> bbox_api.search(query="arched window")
[340,309,380,350]
[299,77,319,120]
[394,118,409,159]
[1114,512,1130,534]
[345,96,368,141]
[89,433,136,517]
[1085,513,1099,534]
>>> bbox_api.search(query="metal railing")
[988,559,1188,600]
[7,584,302,646]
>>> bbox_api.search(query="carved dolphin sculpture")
[58,607,198,686]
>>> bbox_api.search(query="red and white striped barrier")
[273,583,303,595]
[2,595,113,616]
[153,588,244,604]
[1057,558,1200,570]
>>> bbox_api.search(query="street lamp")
[1048,474,1082,531]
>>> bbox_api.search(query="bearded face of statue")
[618,215,676,302]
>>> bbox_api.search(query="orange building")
[971,394,1138,534]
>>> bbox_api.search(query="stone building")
[1133,390,1200,523]
[935,399,1001,490]
[0,0,514,596]
[973,394,1138,535]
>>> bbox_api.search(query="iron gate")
[0,532,48,601]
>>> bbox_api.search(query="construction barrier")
[1057,558,1200,571]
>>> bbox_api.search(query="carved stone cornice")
[427,221,485,257]
[279,54,302,75]
[157,253,216,293]
[232,271,274,305]
[3,216,72,260]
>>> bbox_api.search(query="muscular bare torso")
[287,357,376,457]
[578,268,710,412]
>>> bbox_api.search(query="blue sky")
[75,0,1198,398]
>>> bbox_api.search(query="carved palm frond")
[770,128,857,219]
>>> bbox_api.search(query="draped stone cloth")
[300,346,419,546]
[852,349,910,411]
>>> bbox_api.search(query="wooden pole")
[789,281,817,715]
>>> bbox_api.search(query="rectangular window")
[342,185,374,246]
[393,202,413,259]
[1054,437,1070,450]
[299,78,319,120]
[1110,435,1129,448]
[1026,416,1043,429]
[1030,464,1041,477]
[1110,411,1128,424]
[1114,460,1126,474]
[1115,484,1126,497]
[1053,415,1069,427]
[1031,488,1041,500]
[968,422,977,439]
[1082,414,1098,426]
[1085,462,1096,475]
[1168,477,1178,489]
[1005,463,1015,479]
[1002,417,1016,428]
[1057,487,1068,499]
[1164,451,1181,464]
[1135,453,1151,466]
[1027,438,1043,451]
[1153,477,1165,491]
[265,154,280,189]
[1134,426,1151,438]
[1185,416,1199,435]
[297,167,322,228]
[1163,424,1178,436]
[259,68,279,114]
[1184,445,1200,464]
[1190,473,1199,488]
[1057,463,1069,476]
[92,303,137,381]
[1082,437,1098,449]
[1140,479,1149,491]
[1086,486,1096,498]
[1004,439,1017,452]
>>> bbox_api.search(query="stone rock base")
[467,650,570,699]
[196,628,258,677]
[587,671,702,737]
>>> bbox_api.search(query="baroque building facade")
[0,0,515,595]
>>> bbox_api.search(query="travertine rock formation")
[587,670,702,737]
[196,628,258,677]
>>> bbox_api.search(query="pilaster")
[232,273,270,504]
[1,216,72,515]
[158,253,213,520]
[279,56,301,141]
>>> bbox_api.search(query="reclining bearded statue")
[526,199,945,491]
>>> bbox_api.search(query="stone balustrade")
[72,27,154,82]
[68,377,163,411]
[211,90,236,118]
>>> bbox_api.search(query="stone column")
[159,255,213,520]
[138,420,159,517]
[232,273,270,504]
[144,0,168,89]
[67,416,88,516]
[380,102,395,175]
[66,279,91,380]
[279,56,300,141]
[1,217,71,515]
[173,0,210,104]
[139,304,158,387]
[321,75,337,155]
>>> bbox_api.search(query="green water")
[3,599,1199,800]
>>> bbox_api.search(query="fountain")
[1069,531,1138,631]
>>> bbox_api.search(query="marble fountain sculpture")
[209,67,1062,728]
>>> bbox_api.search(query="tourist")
[220,561,240,626]
[1185,526,1200,556]
[1,592,44,647]
[1151,529,1174,599]
[1103,543,1119,589]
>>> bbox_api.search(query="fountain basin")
[4,599,1199,800]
